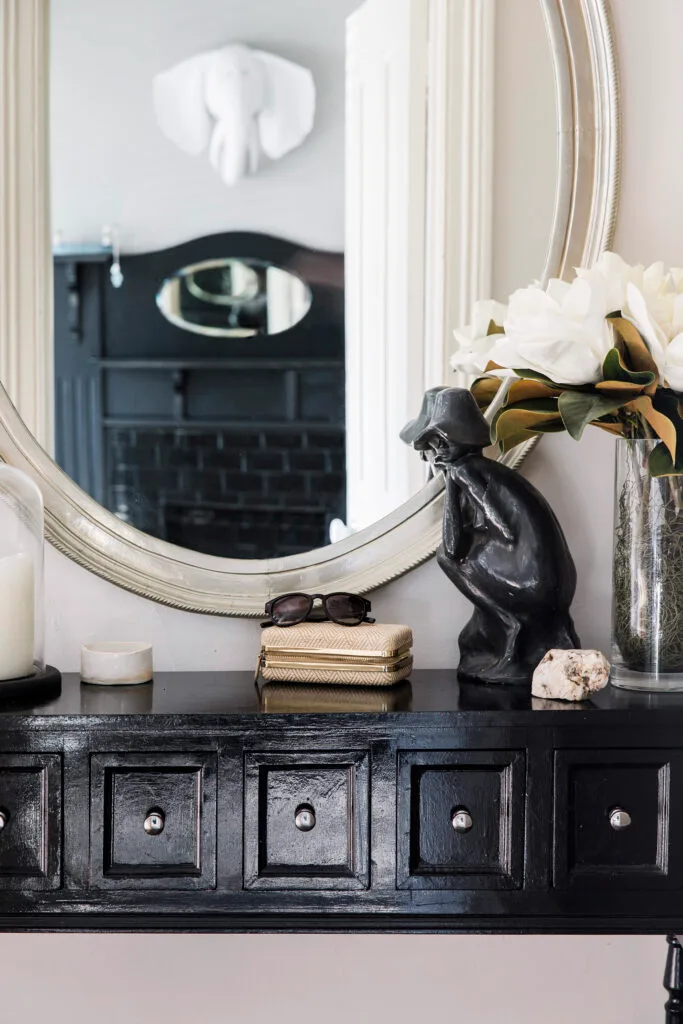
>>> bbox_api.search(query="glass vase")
[611,438,683,691]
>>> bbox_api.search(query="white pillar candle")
[0,552,34,681]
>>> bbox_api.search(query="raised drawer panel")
[90,752,217,890]
[0,755,61,890]
[553,750,682,890]
[244,751,369,890]
[397,750,526,890]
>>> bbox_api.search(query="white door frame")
[344,0,496,532]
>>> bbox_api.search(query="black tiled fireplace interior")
[108,425,345,558]
[53,233,346,560]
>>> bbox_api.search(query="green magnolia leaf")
[626,396,678,463]
[531,420,566,434]
[511,368,558,386]
[608,315,660,377]
[492,398,561,442]
[596,380,649,394]
[558,391,630,441]
[601,347,656,387]
[510,368,585,391]
[497,422,564,454]
[507,379,561,404]
[487,320,505,336]
[471,375,503,410]
[594,419,626,436]
[651,391,683,466]
[498,429,537,454]
[649,442,683,477]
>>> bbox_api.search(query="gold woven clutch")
[257,622,413,687]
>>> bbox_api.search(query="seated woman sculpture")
[402,387,580,685]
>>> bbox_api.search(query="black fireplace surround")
[53,232,346,559]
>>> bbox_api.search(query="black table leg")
[665,935,683,1021]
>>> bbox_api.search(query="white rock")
[531,649,610,702]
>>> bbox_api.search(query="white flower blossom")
[449,253,683,391]
[488,276,613,385]
[450,299,508,376]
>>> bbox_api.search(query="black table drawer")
[397,750,526,890]
[0,754,61,890]
[244,751,370,890]
[554,750,682,889]
[90,752,217,890]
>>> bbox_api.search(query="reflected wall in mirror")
[50,0,353,560]
[48,0,558,563]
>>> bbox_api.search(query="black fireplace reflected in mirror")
[54,232,346,560]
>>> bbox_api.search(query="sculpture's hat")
[411,387,491,450]
[400,387,448,445]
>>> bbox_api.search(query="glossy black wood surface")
[0,670,682,933]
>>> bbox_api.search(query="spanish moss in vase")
[612,438,683,690]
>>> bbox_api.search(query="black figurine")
[403,387,580,685]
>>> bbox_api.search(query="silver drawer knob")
[295,805,316,832]
[452,809,473,833]
[609,808,632,831]
[0,810,8,831]
[144,811,165,836]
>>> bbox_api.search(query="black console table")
[1,669,682,1012]
[0,668,682,931]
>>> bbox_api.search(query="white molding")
[344,0,430,532]
[0,0,620,615]
[424,0,496,390]
[345,0,496,528]
[0,0,53,452]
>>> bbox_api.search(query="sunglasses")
[262,592,375,628]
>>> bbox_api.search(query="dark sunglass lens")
[325,593,366,625]
[270,595,310,624]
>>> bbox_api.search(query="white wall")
[0,934,666,1024]
[492,0,557,300]
[7,0,683,1020]
[50,0,359,252]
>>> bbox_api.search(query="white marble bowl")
[80,642,153,686]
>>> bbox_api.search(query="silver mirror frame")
[0,0,619,616]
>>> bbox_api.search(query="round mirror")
[156,258,313,338]
[0,0,618,613]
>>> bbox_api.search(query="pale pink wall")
[0,934,667,1023]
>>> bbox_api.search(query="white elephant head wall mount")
[153,43,316,187]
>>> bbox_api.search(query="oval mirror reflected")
[156,258,313,338]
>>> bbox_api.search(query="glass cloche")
[0,466,45,680]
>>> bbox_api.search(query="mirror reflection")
[156,257,313,338]
[49,0,557,562]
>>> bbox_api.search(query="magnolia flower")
[450,299,508,375]
[626,281,683,391]
[578,252,683,390]
[488,276,613,385]
[449,253,683,391]
[575,251,652,312]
